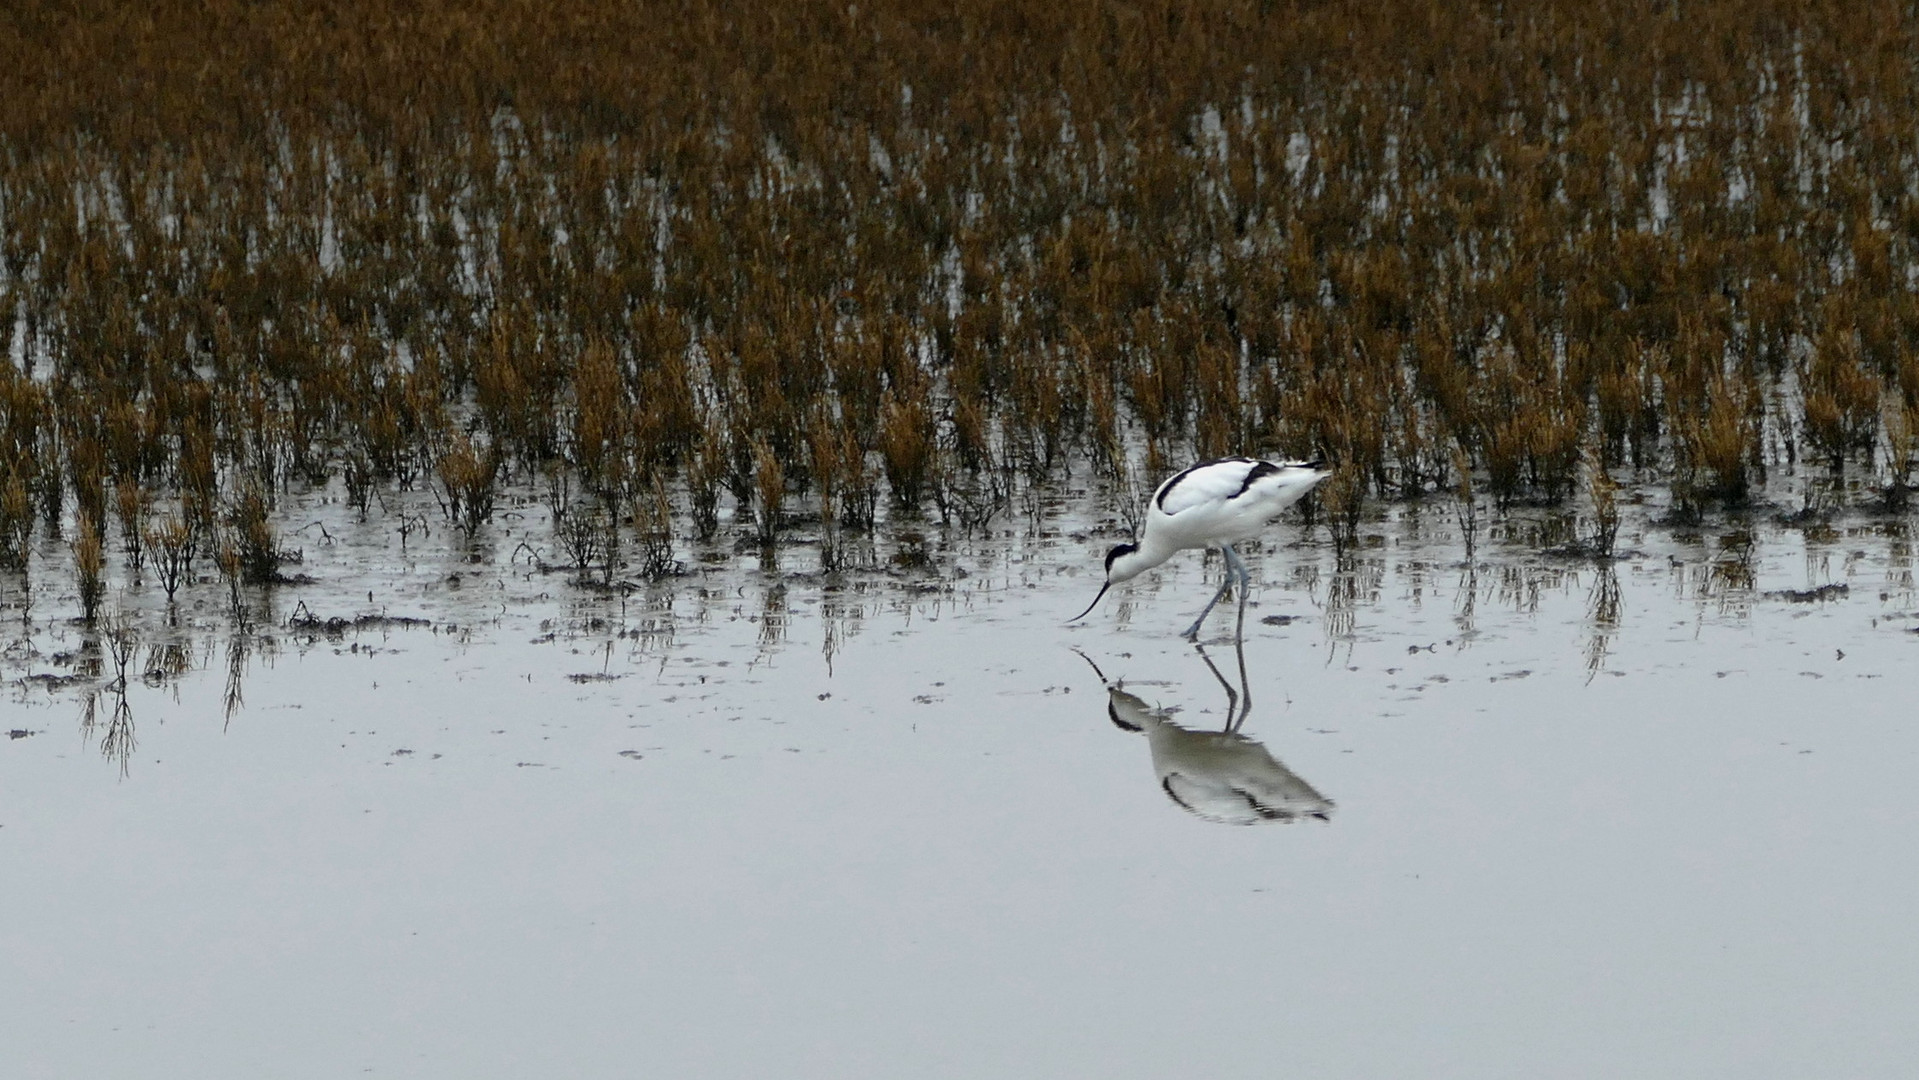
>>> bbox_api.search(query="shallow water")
[4,487,1918,1079]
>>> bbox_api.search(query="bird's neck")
[1112,539,1177,583]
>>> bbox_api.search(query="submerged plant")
[751,437,785,545]
[1885,402,1919,511]
[437,435,501,540]
[228,486,282,585]
[1584,448,1620,558]
[74,512,106,624]
[631,473,680,580]
[878,387,934,511]
[145,514,194,602]
[115,482,148,571]
[0,476,30,570]
[555,502,616,584]
[2,0,1919,588]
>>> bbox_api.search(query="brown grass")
[145,514,194,601]
[0,475,29,570]
[74,512,106,623]
[3,0,1918,570]
[436,434,500,540]
[228,484,282,584]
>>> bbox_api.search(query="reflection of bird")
[1079,647,1334,826]
[1072,456,1330,640]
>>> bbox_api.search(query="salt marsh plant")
[436,436,500,541]
[145,515,194,602]
[228,486,282,585]
[214,542,246,619]
[0,476,29,571]
[1583,449,1621,559]
[4,0,1919,588]
[115,482,148,571]
[877,388,933,511]
[555,504,617,585]
[74,513,106,624]
[1884,402,1919,511]
[686,417,727,541]
[630,473,681,580]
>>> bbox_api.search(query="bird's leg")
[1196,639,1255,732]
[1227,623,1254,732]
[1180,547,1238,641]
[1222,544,1253,646]
[1192,641,1240,731]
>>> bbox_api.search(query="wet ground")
[4,482,1918,1078]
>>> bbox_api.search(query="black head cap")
[1104,542,1138,573]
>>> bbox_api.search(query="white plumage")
[1079,647,1334,826]
[1108,684,1335,825]
[1072,455,1330,639]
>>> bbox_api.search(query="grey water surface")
[3,489,1917,1079]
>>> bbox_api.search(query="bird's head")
[1105,686,1158,732]
[1069,542,1143,623]
[1103,541,1146,584]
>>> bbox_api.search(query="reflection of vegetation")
[1711,532,1758,604]
[1454,563,1480,637]
[79,625,141,777]
[1321,551,1383,642]
[146,640,192,688]
[757,584,788,652]
[223,632,250,726]
[1451,558,1600,638]
[1493,564,1576,616]
[1887,527,1915,602]
[1585,566,1622,682]
[4,602,434,774]
[77,688,135,779]
[1670,531,1757,617]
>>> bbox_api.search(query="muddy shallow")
[4,485,1918,1078]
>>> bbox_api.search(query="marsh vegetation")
[3,0,1918,629]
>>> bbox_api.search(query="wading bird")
[1076,647,1334,826]
[1071,456,1331,640]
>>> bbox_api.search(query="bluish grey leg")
[1180,547,1237,640]
[1223,544,1251,642]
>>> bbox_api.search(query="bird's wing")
[1160,772,1268,825]
[1153,457,1262,516]
[1154,457,1323,516]
[1161,769,1333,824]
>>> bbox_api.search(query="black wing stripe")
[1240,789,1289,820]
[1153,462,1207,511]
[1230,460,1281,499]
[1161,775,1198,813]
[1154,457,1254,511]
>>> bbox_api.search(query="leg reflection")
[1076,647,1333,826]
